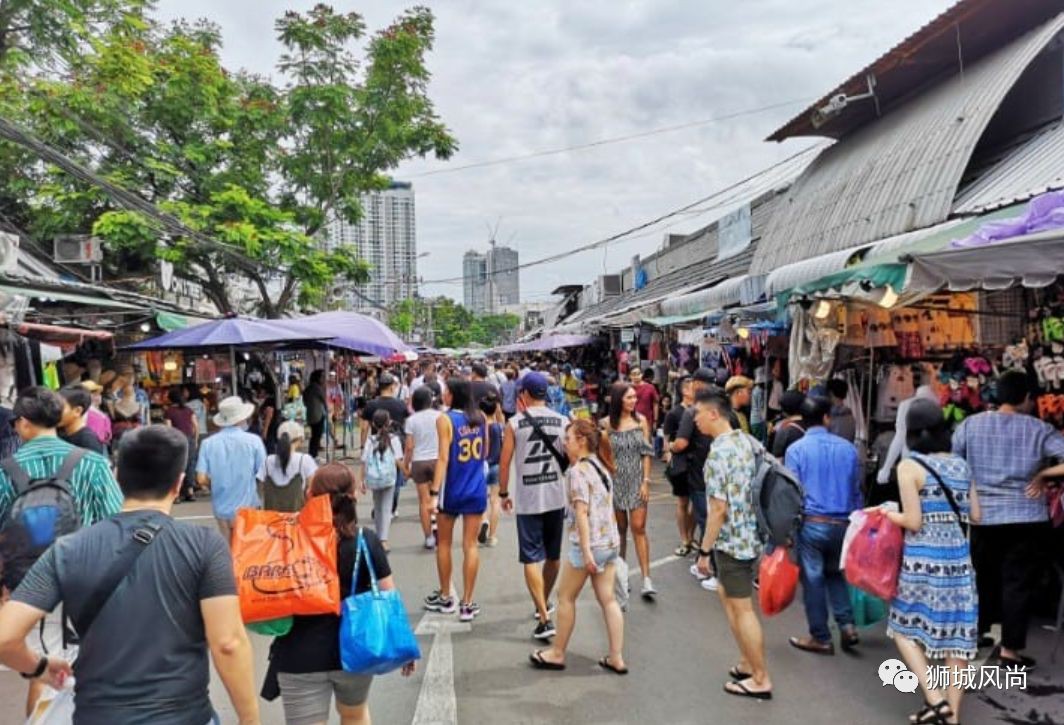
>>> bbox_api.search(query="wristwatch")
[498,490,509,498]
[20,656,47,680]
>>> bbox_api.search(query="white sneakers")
[689,563,719,591]
[641,577,657,598]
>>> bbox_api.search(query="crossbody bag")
[521,411,569,474]
[912,458,968,537]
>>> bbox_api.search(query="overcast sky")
[155,0,955,305]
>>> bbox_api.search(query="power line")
[408,97,812,178]
[418,144,821,284]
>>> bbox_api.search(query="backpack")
[746,434,804,549]
[364,437,398,490]
[0,449,86,589]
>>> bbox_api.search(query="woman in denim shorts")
[529,419,627,674]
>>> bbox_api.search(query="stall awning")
[15,322,113,347]
[0,283,140,310]
[660,276,748,319]
[909,228,1064,292]
[765,246,874,300]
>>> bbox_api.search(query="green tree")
[1,3,456,316]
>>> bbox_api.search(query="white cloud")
[154,0,955,303]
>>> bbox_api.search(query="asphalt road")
[2,462,1062,724]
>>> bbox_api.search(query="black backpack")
[746,435,805,549]
[0,449,85,590]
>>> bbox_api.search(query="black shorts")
[667,470,689,498]
[516,510,565,564]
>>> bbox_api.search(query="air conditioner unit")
[0,232,18,274]
[598,274,622,297]
[53,235,103,264]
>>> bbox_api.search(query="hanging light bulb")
[737,327,750,340]
[878,285,899,309]
[814,299,833,320]
[139,322,151,333]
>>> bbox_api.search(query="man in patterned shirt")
[0,386,122,714]
[693,389,773,701]
[952,370,1064,669]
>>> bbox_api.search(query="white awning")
[764,246,872,299]
[909,228,1064,292]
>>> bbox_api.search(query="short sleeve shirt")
[12,510,235,725]
[704,430,761,561]
[675,407,712,491]
[405,409,441,461]
[567,458,620,550]
[196,427,266,521]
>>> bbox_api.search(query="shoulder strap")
[584,458,610,492]
[521,411,568,472]
[912,457,968,536]
[54,448,87,484]
[1,456,29,492]
[351,528,379,597]
[70,516,171,640]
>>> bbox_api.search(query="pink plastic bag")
[844,509,903,600]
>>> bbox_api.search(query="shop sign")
[620,329,635,343]
[718,204,752,260]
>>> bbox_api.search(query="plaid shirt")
[0,436,123,526]
[952,411,1064,525]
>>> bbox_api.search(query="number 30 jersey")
[440,410,488,515]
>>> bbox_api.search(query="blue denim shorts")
[567,543,619,572]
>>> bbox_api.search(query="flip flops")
[598,656,629,675]
[729,666,752,680]
[529,650,565,671]
[724,680,772,700]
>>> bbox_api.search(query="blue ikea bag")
[339,530,421,675]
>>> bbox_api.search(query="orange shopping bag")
[232,494,340,623]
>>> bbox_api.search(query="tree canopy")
[389,296,521,349]
[0,2,456,316]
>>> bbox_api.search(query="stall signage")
[717,204,752,260]
[620,329,635,343]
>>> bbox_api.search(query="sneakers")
[689,563,710,581]
[701,577,720,592]
[486,536,499,547]
[532,620,556,640]
[459,601,480,622]
[424,535,437,550]
[532,602,558,620]
[478,521,489,545]
[641,577,657,599]
[424,591,457,614]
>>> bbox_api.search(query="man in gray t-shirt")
[499,372,569,641]
[0,426,258,725]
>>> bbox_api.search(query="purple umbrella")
[127,317,326,349]
[275,311,410,358]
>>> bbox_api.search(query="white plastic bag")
[613,557,630,611]
[26,681,74,725]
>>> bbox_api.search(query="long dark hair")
[448,379,485,428]
[168,385,186,408]
[310,463,358,539]
[372,409,393,458]
[608,382,640,431]
[568,418,615,474]
[277,432,294,471]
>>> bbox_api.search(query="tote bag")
[339,530,421,675]
[232,494,340,623]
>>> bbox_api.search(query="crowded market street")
[5,461,1048,725]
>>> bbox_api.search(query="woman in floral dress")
[603,382,656,599]
[880,399,980,725]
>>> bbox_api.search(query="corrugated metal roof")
[752,13,1064,276]
[768,0,1064,142]
[555,245,756,331]
[953,121,1064,213]
[660,275,748,318]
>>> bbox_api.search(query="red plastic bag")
[232,494,340,623]
[844,509,903,600]
[758,546,799,616]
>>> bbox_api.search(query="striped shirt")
[0,436,123,526]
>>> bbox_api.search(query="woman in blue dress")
[879,399,980,725]
[423,379,489,623]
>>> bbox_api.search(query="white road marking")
[412,613,472,725]
[625,554,681,581]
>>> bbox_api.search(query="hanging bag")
[232,494,340,623]
[339,529,420,675]
[844,508,904,600]
[757,546,799,616]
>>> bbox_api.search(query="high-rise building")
[487,245,520,309]
[322,181,417,312]
[463,251,487,314]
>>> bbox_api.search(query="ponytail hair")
[277,432,293,471]
[372,409,393,458]
[568,418,615,474]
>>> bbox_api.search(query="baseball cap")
[725,375,754,394]
[691,367,716,384]
[80,380,103,393]
[519,371,550,399]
